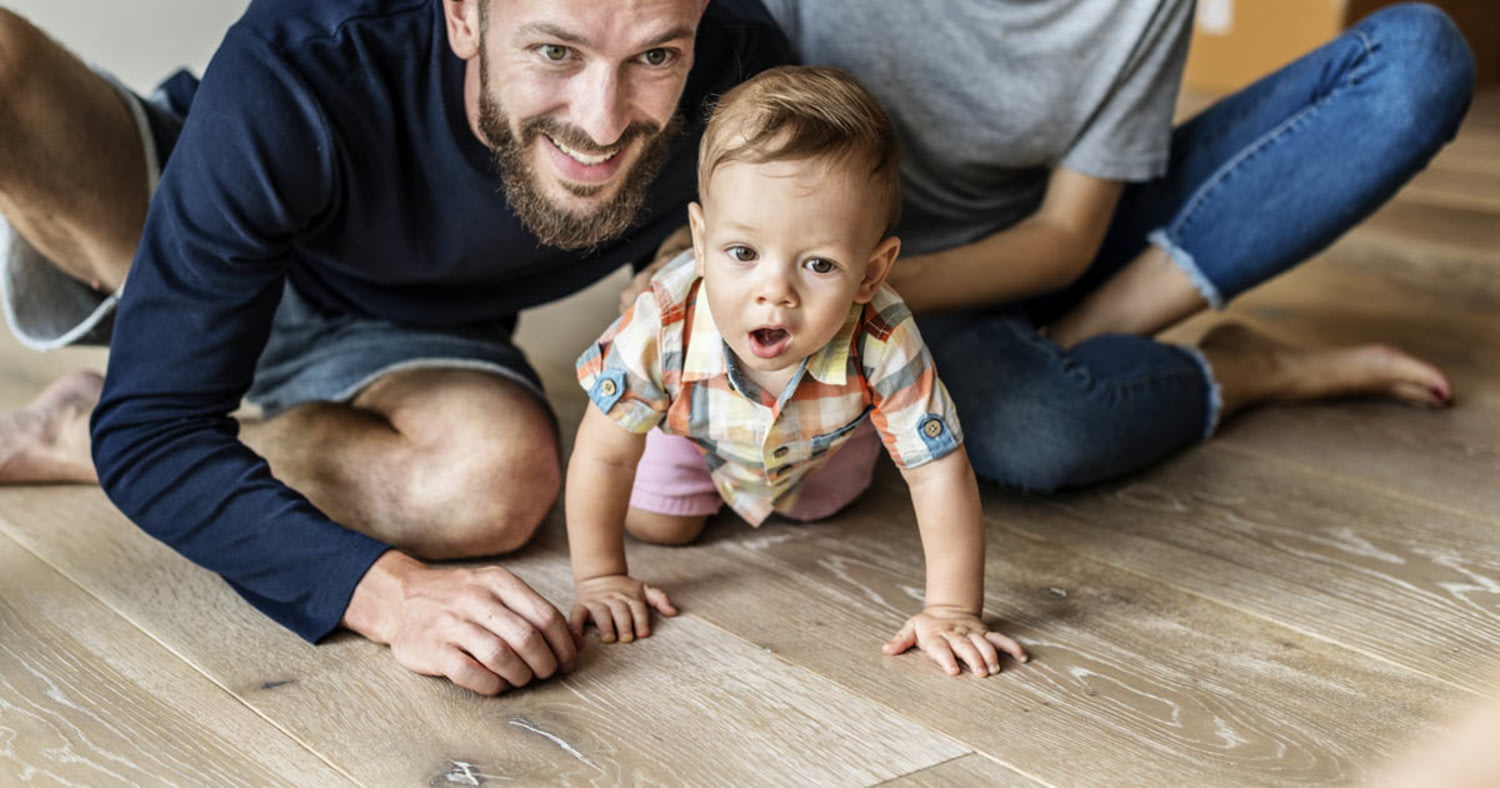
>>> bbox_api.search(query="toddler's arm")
[566,405,678,643]
[884,449,1029,677]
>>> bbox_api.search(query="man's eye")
[640,48,673,66]
[804,258,836,274]
[539,44,571,62]
[727,246,756,262]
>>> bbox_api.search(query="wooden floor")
[2,90,1497,787]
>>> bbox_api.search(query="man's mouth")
[541,133,628,185]
[748,327,792,359]
[545,133,621,166]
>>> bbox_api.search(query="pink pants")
[629,420,882,522]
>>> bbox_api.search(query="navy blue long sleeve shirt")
[91,0,787,642]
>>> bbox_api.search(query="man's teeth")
[548,135,620,166]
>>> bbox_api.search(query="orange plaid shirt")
[577,252,963,525]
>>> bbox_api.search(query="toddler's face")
[690,157,899,382]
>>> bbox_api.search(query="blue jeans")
[922,3,1475,493]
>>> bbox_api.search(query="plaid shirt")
[577,251,963,525]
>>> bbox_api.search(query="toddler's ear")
[855,235,901,303]
[688,202,707,277]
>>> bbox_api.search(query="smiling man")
[0,0,785,694]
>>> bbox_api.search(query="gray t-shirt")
[760,0,1194,255]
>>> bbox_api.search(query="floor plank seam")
[982,513,1485,698]
[1205,440,1499,527]
[0,507,363,786]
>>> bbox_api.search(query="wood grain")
[0,532,346,786]
[0,486,969,786]
[884,754,1046,787]
[537,499,1458,787]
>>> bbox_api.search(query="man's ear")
[444,0,483,60]
[689,202,708,277]
[854,235,901,303]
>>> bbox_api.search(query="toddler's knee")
[625,510,706,546]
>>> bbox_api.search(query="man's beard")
[477,47,682,251]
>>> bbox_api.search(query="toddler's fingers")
[605,599,636,642]
[883,623,916,656]
[588,603,618,643]
[628,598,652,639]
[644,584,678,616]
[970,633,1001,676]
[946,632,988,677]
[923,638,962,677]
[986,631,1029,663]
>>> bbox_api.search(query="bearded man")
[0,0,785,695]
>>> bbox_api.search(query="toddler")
[567,66,1027,677]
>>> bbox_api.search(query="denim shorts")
[1,69,546,416]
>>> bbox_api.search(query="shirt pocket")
[809,415,867,457]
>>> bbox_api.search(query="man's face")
[473,0,701,250]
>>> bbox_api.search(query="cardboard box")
[1184,0,1497,92]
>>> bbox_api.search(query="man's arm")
[886,167,1124,313]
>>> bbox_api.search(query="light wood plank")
[0,486,968,786]
[883,754,1046,787]
[973,447,1500,693]
[539,501,1457,787]
[0,532,347,786]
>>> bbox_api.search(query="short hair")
[699,65,902,235]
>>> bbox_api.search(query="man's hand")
[570,573,678,643]
[618,224,693,314]
[883,605,1029,677]
[343,551,581,696]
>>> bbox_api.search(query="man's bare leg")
[0,10,152,483]
[241,367,563,558]
[1045,244,1452,413]
[0,9,147,292]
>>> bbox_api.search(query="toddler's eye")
[804,258,836,274]
[727,246,757,262]
[640,48,673,66]
[539,44,571,62]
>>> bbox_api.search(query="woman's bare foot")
[0,369,103,482]
[1199,323,1452,420]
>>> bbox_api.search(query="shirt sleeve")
[90,30,389,643]
[576,285,672,434]
[860,295,965,469]
[1059,0,1195,181]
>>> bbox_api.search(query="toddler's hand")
[569,574,678,644]
[883,607,1029,677]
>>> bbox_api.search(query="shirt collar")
[682,279,861,387]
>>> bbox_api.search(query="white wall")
[5,1,251,91]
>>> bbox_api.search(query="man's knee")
[0,10,47,111]
[402,436,562,559]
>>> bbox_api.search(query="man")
[0,0,785,695]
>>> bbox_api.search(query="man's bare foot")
[0,369,103,483]
[1199,323,1452,420]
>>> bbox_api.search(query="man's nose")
[571,64,629,147]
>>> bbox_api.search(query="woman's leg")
[920,309,1216,493]
[1041,3,1475,343]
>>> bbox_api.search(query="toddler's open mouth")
[749,327,791,359]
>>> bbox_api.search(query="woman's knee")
[1361,4,1476,142]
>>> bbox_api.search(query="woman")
[754,0,1475,491]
